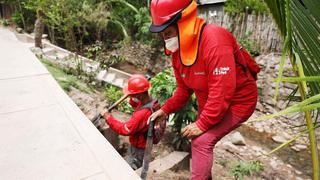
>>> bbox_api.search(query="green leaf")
[274,76,320,82]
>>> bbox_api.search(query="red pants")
[191,112,247,180]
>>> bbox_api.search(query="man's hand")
[147,109,167,124]
[147,109,168,126]
[181,123,204,139]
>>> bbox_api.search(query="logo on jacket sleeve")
[124,124,131,133]
[213,67,230,75]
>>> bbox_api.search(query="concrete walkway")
[0,27,140,180]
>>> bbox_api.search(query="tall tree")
[34,9,44,48]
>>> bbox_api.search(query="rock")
[252,122,262,129]
[263,126,271,133]
[257,127,264,133]
[265,104,277,113]
[221,141,240,153]
[230,132,246,146]
[295,170,303,175]
[256,102,264,111]
[251,146,263,152]
[42,34,48,39]
[269,159,279,169]
[291,144,308,152]
[280,132,292,140]
[272,135,287,144]
[16,27,23,33]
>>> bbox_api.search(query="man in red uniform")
[101,75,157,170]
[148,0,258,179]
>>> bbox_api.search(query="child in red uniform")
[101,75,159,170]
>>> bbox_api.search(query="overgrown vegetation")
[230,160,264,180]
[42,57,133,113]
[238,37,260,57]
[150,69,176,105]
[41,59,92,93]
[1,0,151,50]
[150,69,197,133]
[0,18,10,26]
[133,7,155,45]
[99,54,125,70]
[225,0,268,13]
[104,85,133,114]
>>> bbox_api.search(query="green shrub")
[118,101,134,114]
[150,69,176,105]
[1,19,10,26]
[40,59,91,93]
[230,160,264,180]
[98,54,125,70]
[84,41,103,60]
[11,12,24,28]
[134,7,156,45]
[150,69,197,134]
[104,85,123,104]
[104,85,134,114]
[225,0,268,14]
[238,38,260,57]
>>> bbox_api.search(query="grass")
[40,58,92,93]
[230,160,264,180]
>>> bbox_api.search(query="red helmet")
[123,75,150,95]
[149,0,191,33]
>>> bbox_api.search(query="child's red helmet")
[123,75,150,95]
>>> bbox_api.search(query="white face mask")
[165,36,179,53]
[132,97,140,103]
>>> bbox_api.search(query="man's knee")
[192,135,216,154]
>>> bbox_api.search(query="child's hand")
[101,110,111,120]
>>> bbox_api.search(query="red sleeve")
[161,66,193,114]
[106,109,151,136]
[196,45,236,132]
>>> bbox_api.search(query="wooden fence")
[199,10,283,53]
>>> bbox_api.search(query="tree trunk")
[78,26,86,54]
[48,26,55,44]
[96,28,102,42]
[65,26,77,51]
[34,17,44,48]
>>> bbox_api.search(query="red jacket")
[106,98,151,149]
[161,24,258,132]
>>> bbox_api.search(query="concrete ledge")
[136,151,190,176]
[0,27,140,180]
